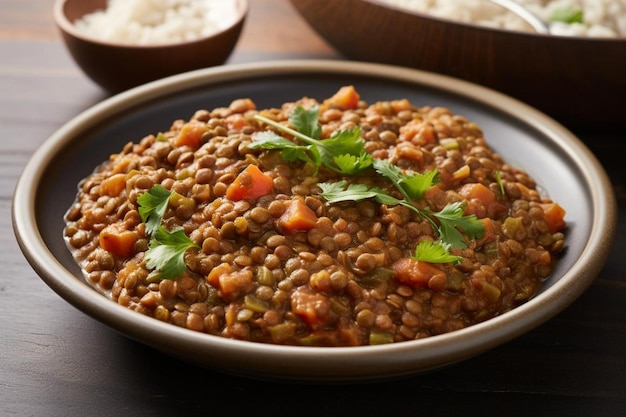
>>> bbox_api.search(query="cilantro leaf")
[317,127,373,175]
[290,105,322,139]
[253,108,372,175]
[144,226,199,279]
[414,240,461,264]
[333,151,373,175]
[374,159,438,201]
[250,131,320,167]
[137,184,172,235]
[319,181,403,206]
[432,202,484,249]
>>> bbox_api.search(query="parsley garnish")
[251,106,373,175]
[137,185,199,279]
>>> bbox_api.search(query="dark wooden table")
[2,1,625,416]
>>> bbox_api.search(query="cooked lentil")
[64,87,566,347]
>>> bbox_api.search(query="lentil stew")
[64,86,566,347]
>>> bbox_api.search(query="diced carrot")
[206,262,232,288]
[291,287,330,330]
[99,173,127,197]
[99,224,137,258]
[110,153,133,174]
[218,270,253,296]
[460,183,506,217]
[173,121,208,149]
[225,113,248,131]
[392,257,447,291]
[476,218,496,246]
[390,98,412,113]
[398,120,437,145]
[278,199,318,233]
[225,164,274,201]
[322,85,360,110]
[206,262,253,296]
[460,182,494,205]
[540,202,566,233]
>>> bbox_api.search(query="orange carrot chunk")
[392,257,447,291]
[225,164,274,201]
[278,199,318,232]
[322,85,360,110]
[99,224,137,258]
[540,202,566,233]
[99,173,126,197]
[173,122,208,149]
[460,182,506,217]
[206,262,253,296]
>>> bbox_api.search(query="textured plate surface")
[12,60,616,382]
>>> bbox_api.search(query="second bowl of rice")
[290,0,626,128]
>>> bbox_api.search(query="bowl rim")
[53,0,249,49]
[12,59,617,381]
[358,0,626,41]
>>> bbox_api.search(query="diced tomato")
[278,199,318,232]
[173,122,208,149]
[99,224,137,258]
[392,257,447,291]
[322,85,360,110]
[291,287,330,330]
[540,202,566,233]
[225,164,274,201]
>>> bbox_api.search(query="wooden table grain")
[2,1,625,416]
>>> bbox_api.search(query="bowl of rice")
[290,0,626,128]
[54,0,249,93]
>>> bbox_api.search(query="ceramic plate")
[12,60,616,382]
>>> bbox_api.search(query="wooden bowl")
[290,0,626,128]
[54,0,248,93]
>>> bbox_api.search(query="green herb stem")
[255,114,320,147]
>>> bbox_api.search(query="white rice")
[73,0,240,45]
[378,0,626,37]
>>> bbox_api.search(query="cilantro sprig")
[252,105,484,263]
[318,175,484,262]
[137,185,199,279]
[251,106,372,175]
